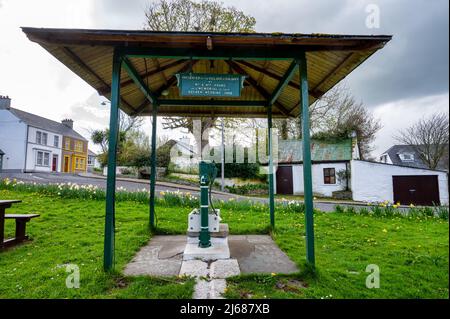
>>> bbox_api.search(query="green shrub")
[215,162,261,179]
[226,183,268,195]
[157,140,177,168]
[334,205,345,214]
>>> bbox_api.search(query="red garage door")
[276,166,293,195]
[393,175,440,206]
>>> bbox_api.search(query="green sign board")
[176,73,245,97]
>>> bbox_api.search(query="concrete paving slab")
[210,259,240,279]
[158,241,185,260]
[229,235,299,274]
[209,279,227,299]
[124,234,298,278]
[193,279,226,299]
[246,235,275,244]
[180,260,210,277]
[124,237,184,276]
[183,240,230,261]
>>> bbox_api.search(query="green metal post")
[298,52,315,266]
[104,49,122,271]
[149,103,158,230]
[199,161,211,248]
[267,104,275,229]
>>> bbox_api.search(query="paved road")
[0,172,352,212]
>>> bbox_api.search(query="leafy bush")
[157,140,176,168]
[215,162,261,179]
[226,183,268,195]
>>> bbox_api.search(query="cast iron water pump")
[198,160,218,248]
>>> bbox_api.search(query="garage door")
[276,166,293,195]
[393,175,440,206]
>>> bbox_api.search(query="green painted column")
[297,53,315,266]
[104,50,122,271]
[149,102,158,230]
[267,104,275,229]
[199,161,211,248]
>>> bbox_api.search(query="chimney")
[61,119,74,129]
[0,95,11,110]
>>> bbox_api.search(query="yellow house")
[60,119,88,173]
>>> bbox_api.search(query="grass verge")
[0,184,448,299]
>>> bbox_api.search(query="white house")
[87,149,101,171]
[274,137,448,206]
[274,138,358,197]
[380,144,448,172]
[0,96,86,173]
[169,136,199,171]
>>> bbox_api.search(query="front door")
[64,156,70,173]
[52,155,58,172]
[276,166,294,195]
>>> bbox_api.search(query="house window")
[36,151,50,166]
[88,156,93,165]
[36,131,47,145]
[54,136,59,148]
[65,138,70,150]
[75,141,83,153]
[74,157,85,170]
[399,153,414,161]
[323,168,336,184]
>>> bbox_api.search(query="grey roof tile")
[9,107,87,141]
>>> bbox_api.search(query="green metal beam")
[104,49,122,271]
[269,60,298,106]
[267,104,275,229]
[297,52,315,266]
[122,57,159,105]
[158,99,267,107]
[149,103,158,230]
[123,46,307,60]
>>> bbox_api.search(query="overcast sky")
[0,0,448,156]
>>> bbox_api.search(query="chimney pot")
[61,119,74,129]
[0,95,11,110]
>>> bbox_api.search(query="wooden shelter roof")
[22,28,391,118]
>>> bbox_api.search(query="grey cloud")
[90,0,449,109]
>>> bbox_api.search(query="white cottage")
[274,136,449,206]
[274,138,358,197]
[0,96,85,173]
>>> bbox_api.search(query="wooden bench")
[0,200,40,249]
[2,214,40,247]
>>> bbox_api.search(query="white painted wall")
[0,109,27,171]
[351,160,449,205]
[276,162,348,197]
[25,126,62,172]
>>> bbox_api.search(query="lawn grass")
[0,190,195,298]
[0,189,448,299]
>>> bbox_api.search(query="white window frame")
[36,150,51,167]
[42,132,48,145]
[54,136,59,148]
[399,153,414,161]
[36,131,42,144]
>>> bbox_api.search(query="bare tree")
[144,0,256,155]
[310,84,382,160]
[144,0,256,32]
[395,113,449,170]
